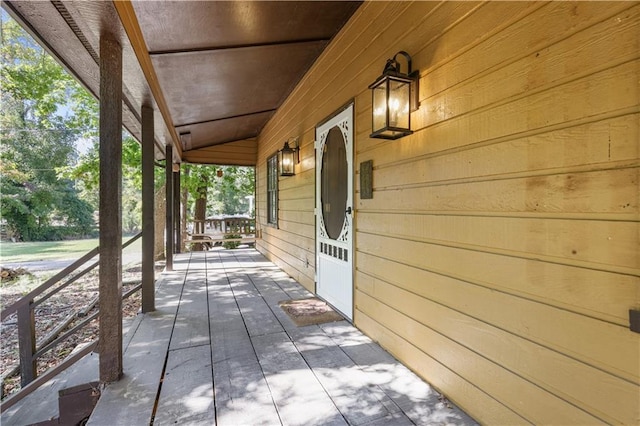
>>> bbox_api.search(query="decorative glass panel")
[321,126,347,240]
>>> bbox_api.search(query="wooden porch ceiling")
[2,1,361,166]
[133,0,361,160]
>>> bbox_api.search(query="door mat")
[278,297,344,327]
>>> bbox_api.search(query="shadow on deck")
[4,249,477,425]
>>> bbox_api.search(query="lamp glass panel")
[388,79,410,130]
[280,150,295,175]
[371,79,388,133]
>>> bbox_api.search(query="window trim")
[266,152,278,227]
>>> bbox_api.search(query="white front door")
[315,104,354,320]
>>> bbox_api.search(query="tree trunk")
[180,168,189,252]
[193,184,207,251]
[154,183,165,260]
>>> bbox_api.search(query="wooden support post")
[17,302,36,387]
[141,105,155,313]
[165,145,174,271]
[99,35,123,383]
[173,168,181,253]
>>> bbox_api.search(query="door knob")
[346,207,352,214]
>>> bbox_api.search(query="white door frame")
[315,103,354,320]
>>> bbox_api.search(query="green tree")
[214,166,255,216]
[181,165,212,250]
[1,13,96,240]
[180,165,254,251]
[181,165,255,220]
[60,135,157,234]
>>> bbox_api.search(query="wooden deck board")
[153,345,214,425]
[205,252,282,425]
[253,333,347,426]
[87,270,186,426]
[84,248,477,425]
[213,355,280,426]
[168,271,210,351]
[299,345,405,425]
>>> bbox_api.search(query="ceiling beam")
[148,38,332,57]
[174,108,277,129]
[112,1,183,161]
[182,139,258,166]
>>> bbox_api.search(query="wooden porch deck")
[15,248,477,425]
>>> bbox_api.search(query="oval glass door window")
[321,126,348,240]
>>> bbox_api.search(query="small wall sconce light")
[369,50,419,140]
[279,137,299,176]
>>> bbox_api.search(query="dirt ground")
[0,262,163,399]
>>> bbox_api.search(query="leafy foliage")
[59,135,155,234]
[182,164,255,219]
[214,166,255,217]
[223,233,241,250]
[0,13,97,240]
[1,12,255,242]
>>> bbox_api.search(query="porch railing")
[0,232,142,412]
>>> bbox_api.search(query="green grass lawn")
[0,236,142,264]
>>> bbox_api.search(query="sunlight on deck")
[88,249,476,425]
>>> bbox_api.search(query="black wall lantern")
[279,137,299,176]
[369,51,419,140]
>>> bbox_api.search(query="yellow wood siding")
[256,1,640,423]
